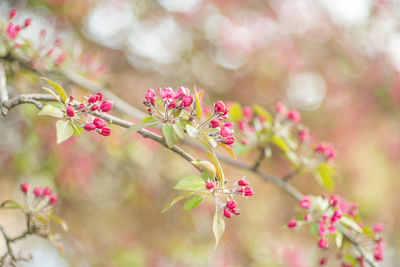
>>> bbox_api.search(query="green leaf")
[218,143,236,159]
[56,120,74,144]
[213,209,225,248]
[38,105,64,118]
[162,192,193,213]
[48,215,68,231]
[172,121,184,139]
[335,231,343,248]
[207,151,225,185]
[191,160,216,178]
[228,103,243,122]
[162,124,179,148]
[194,87,202,118]
[186,124,200,137]
[340,216,363,233]
[124,121,159,136]
[252,104,272,122]
[315,163,335,190]
[141,115,157,122]
[271,136,290,153]
[309,223,318,235]
[183,195,203,210]
[233,142,253,156]
[174,175,205,191]
[42,87,62,103]
[201,130,217,148]
[41,77,68,102]
[201,170,214,181]
[0,200,23,210]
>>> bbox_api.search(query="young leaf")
[335,231,343,248]
[207,151,225,185]
[48,215,68,231]
[162,192,194,213]
[213,209,225,248]
[38,105,64,118]
[201,170,214,181]
[141,115,157,123]
[41,77,68,102]
[252,104,272,122]
[56,120,74,144]
[183,195,203,210]
[191,160,216,178]
[162,124,179,148]
[0,200,23,210]
[186,124,200,137]
[174,175,205,191]
[172,120,184,139]
[42,87,62,103]
[218,143,236,159]
[194,87,202,118]
[315,163,335,190]
[340,216,363,233]
[271,136,290,153]
[228,103,243,122]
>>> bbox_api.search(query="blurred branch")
[0,225,32,266]
[0,60,9,116]
[252,147,265,171]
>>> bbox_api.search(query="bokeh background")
[0,0,400,266]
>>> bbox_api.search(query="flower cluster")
[5,9,32,40]
[143,87,235,146]
[205,177,254,219]
[64,92,113,136]
[287,194,384,265]
[20,182,58,207]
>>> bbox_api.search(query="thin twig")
[252,147,265,171]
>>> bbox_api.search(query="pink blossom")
[318,238,328,248]
[158,87,174,99]
[20,183,30,193]
[299,196,312,209]
[287,219,297,228]
[287,109,301,123]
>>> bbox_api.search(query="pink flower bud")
[214,101,225,113]
[242,106,253,120]
[100,127,111,136]
[232,208,240,215]
[243,186,254,196]
[287,109,301,123]
[158,87,174,99]
[223,208,233,218]
[100,100,113,112]
[373,223,384,233]
[91,104,99,111]
[20,183,30,193]
[88,95,97,104]
[173,87,190,99]
[84,123,96,131]
[96,92,104,101]
[241,139,249,145]
[223,122,234,129]
[24,18,32,27]
[145,89,156,104]
[275,102,287,115]
[6,22,20,40]
[49,194,59,204]
[93,118,106,129]
[288,219,297,228]
[43,187,52,196]
[66,105,75,117]
[168,100,177,109]
[9,9,17,20]
[210,119,220,128]
[205,181,214,190]
[299,196,312,209]
[318,238,328,248]
[33,187,44,197]
[329,195,340,207]
[55,53,67,66]
[328,224,336,233]
[304,213,310,221]
[54,38,63,46]
[238,178,249,186]
[69,95,74,101]
[226,200,237,210]
[220,127,234,137]
[224,137,235,145]
[319,258,327,265]
[298,129,309,142]
[181,95,193,107]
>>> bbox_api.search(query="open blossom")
[158,87,174,99]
